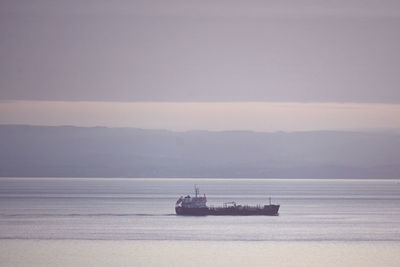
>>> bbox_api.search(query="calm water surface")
[1,178,399,241]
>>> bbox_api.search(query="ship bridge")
[176,186,207,208]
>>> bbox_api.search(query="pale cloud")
[1,101,400,132]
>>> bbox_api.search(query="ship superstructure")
[175,186,280,216]
[175,186,209,215]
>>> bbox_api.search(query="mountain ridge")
[1,124,399,178]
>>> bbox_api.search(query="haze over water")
[1,178,400,241]
[1,178,400,266]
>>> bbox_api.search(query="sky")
[1,0,400,131]
[1,101,400,132]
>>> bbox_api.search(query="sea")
[1,178,400,266]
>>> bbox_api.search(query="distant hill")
[0,125,399,178]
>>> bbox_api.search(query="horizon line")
[1,123,399,135]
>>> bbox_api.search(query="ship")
[175,186,280,216]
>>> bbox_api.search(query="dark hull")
[208,205,279,216]
[176,205,280,216]
[175,206,209,216]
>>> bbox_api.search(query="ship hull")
[175,205,280,216]
[175,206,209,216]
[208,205,280,216]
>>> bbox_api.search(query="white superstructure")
[175,185,207,208]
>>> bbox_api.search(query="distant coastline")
[1,124,399,179]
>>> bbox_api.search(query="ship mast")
[194,185,199,198]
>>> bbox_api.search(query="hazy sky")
[1,101,400,132]
[1,0,400,102]
[1,1,400,130]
